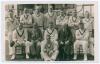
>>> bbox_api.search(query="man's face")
[35,6,41,13]
[49,23,53,29]
[19,24,23,30]
[60,11,64,16]
[85,11,89,18]
[9,11,13,18]
[48,7,53,12]
[79,23,84,29]
[24,9,28,14]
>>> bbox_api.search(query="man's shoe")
[11,55,15,60]
[26,54,29,59]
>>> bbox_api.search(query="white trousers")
[74,40,88,54]
[9,41,32,55]
[8,31,13,55]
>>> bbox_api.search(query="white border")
[0,0,99,64]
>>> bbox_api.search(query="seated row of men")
[9,21,90,61]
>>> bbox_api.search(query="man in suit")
[58,24,73,60]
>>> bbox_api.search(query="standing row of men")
[6,5,94,61]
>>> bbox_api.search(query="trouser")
[58,44,65,60]
[88,37,94,55]
[64,44,72,59]
[9,41,32,55]
[30,41,41,58]
[59,43,72,60]
[74,40,88,54]
[88,30,94,55]
[8,31,13,55]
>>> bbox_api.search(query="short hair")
[85,11,90,16]
[79,22,84,26]
[35,5,41,10]
[23,8,28,11]
[8,9,13,13]
[48,4,53,9]
[18,22,23,26]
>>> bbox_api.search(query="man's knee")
[55,50,59,55]
[25,41,32,46]
[74,41,78,49]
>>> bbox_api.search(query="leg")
[82,41,88,61]
[8,32,13,55]
[10,41,17,60]
[10,46,15,60]
[36,41,41,58]
[58,44,64,60]
[25,41,32,59]
[41,52,50,61]
[51,50,59,61]
[73,41,79,60]
[65,45,71,60]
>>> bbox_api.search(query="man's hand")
[65,40,69,44]
[60,41,64,44]
[15,42,20,46]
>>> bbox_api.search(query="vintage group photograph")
[5,3,95,61]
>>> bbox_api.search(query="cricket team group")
[6,5,94,61]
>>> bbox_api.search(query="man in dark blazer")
[58,24,73,60]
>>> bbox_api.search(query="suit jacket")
[58,25,73,45]
[31,28,42,41]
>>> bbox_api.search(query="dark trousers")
[58,44,65,60]
[58,43,73,60]
[30,41,41,58]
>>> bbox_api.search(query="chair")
[78,45,83,54]
[15,45,26,59]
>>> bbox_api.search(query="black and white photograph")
[4,2,97,62]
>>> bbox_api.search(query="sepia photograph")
[4,2,96,61]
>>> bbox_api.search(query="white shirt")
[20,13,32,24]
[82,18,93,31]
[75,29,89,41]
[56,15,68,26]
[68,16,80,28]
[44,28,58,41]
[12,28,28,43]
[32,13,44,27]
